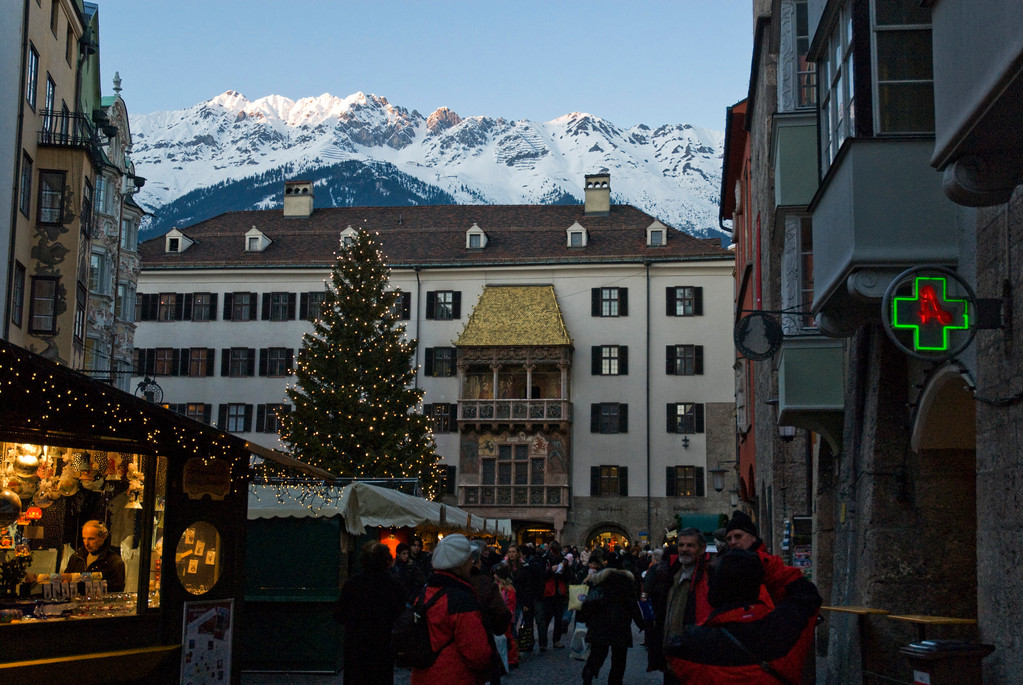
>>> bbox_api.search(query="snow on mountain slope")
[130,91,727,241]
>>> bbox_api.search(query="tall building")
[132,175,737,546]
[5,0,141,378]
[731,0,1023,682]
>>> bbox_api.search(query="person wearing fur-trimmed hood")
[577,549,645,685]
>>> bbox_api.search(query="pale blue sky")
[97,1,753,131]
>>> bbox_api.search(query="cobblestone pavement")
[242,624,663,685]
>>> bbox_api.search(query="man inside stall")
[65,520,126,592]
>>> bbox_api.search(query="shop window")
[174,521,222,596]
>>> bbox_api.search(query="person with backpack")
[335,542,407,685]
[577,549,645,685]
[410,534,494,685]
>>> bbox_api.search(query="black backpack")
[392,588,449,669]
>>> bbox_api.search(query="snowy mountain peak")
[130,91,728,243]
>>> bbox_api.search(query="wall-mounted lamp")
[729,489,740,508]
[778,425,797,442]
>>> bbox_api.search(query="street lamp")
[778,425,797,442]
[709,460,738,493]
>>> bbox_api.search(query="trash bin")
[899,640,994,685]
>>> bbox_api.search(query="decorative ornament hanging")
[0,488,21,527]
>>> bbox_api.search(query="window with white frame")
[795,0,817,108]
[592,345,628,376]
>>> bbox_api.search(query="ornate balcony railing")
[460,484,569,508]
[459,399,571,423]
[38,111,96,149]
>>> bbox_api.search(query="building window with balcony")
[28,276,59,334]
[44,75,55,132]
[426,290,460,320]
[11,263,26,328]
[262,292,296,321]
[219,403,252,433]
[225,292,257,321]
[591,403,628,434]
[116,282,134,321]
[187,348,215,377]
[300,291,326,321]
[872,0,933,134]
[820,2,855,169]
[667,286,703,316]
[592,287,628,317]
[260,347,293,377]
[120,218,138,250]
[798,217,816,329]
[592,345,628,376]
[19,153,32,217]
[666,345,704,376]
[590,465,628,497]
[26,44,38,110]
[665,465,705,497]
[222,347,255,377]
[424,403,457,432]
[38,171,64,225]
[667,402,705,434]
[425,347,456,377]
[256,404,289,433]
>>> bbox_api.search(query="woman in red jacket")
[412,534,494,685]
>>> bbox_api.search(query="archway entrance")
[585,523,632,552]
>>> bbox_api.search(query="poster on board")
[180,598,233,685]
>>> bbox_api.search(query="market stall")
[241,481,509,673]
[0,340,253,684]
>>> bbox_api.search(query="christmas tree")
[278,229,443,496]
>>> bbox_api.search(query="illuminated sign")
[882,266,977,361]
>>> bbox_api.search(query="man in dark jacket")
[664,548,821,684]
[392,541,427,605]
[578,550,645,685]
[65,520,126,592]
[335,542,407,685]
[536,541,571,651]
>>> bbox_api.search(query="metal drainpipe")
[5,1,30,340]
[645,261,652,541]
[414,266,421,391]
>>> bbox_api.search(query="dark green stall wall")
[240,516,346,672]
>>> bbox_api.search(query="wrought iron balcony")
[38,111,96,149]
[458,399,571,424]
[460,484,569,508]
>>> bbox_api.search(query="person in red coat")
[722,510,804,607]
[664,548,821,684]
[412,534,494,685]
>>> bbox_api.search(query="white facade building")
[133,176,736,546]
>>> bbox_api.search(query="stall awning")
[248,481,507,537]
[246,442,337,481]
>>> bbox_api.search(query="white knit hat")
[432,534,473,570]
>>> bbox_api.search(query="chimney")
[283,180,314,218]
[584,173,610,216]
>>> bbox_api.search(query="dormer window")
[244,226,271,253]
[566,221,588,248]
[340,226,359,249]
[646,221,668,247]
[164,228,194,254]
[465,223,488,249]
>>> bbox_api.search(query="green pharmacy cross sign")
[891,276,970,351]
[882,266,978,361]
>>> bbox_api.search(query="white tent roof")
[248,481,511,537]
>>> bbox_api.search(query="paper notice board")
[180,598,233,685]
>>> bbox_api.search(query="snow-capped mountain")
[130,91,727,242]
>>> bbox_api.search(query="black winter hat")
[724,510,758,538]
[708,548,764,607]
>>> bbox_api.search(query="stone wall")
[974,185,1023,682]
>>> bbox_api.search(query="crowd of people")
[335,511,821,685]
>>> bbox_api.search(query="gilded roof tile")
[457,285,572,347]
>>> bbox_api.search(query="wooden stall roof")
[0,340,250,461]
